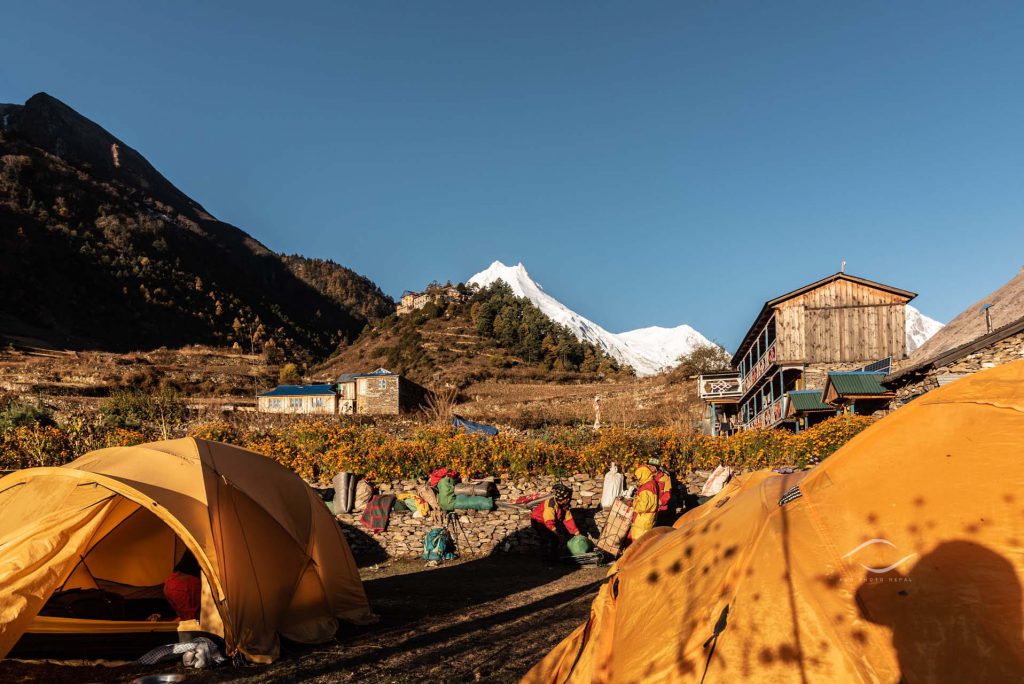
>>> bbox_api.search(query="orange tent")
[526,360,1024,682]
[0,438,372,663]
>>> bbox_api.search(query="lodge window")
[312,397,324,408]
[289,398,301,408]
[378,379,387,389]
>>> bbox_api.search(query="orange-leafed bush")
[182,413,875,482]
[0,421,150,470]
[0,413,875,480]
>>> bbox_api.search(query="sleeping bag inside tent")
[0,437,373,663]
[524,360,1024,683]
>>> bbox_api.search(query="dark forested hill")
[281,255,394,325]
[0,93,385,361]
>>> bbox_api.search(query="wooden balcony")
[743,395,788,430]
[742,341,777,391]
[698,373,743,400]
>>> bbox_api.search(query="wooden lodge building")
[699,272,916,435]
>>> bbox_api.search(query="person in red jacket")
[163,549,202,621]
[648,457,676,526]
[531,484,579,560]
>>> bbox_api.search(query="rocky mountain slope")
[468,261,713,375]
[0,93,388,359]
[909,267,1023,361]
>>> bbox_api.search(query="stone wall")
[337,506,610,560]
[802,361,872,391]
[333,470,714,562]
[356,376,400,415]
[892,329,1024,404]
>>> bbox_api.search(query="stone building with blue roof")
[256,383,339,415]
[257,368,428,416]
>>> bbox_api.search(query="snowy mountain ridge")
[905,305,944,354]
[468,261,945,375]
[468,261,713,376]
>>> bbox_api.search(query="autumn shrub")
[0,411,875,481]
[181,413,875,482]
[0,419,149,470]
[102,387,190,439]
[0,398,54,433]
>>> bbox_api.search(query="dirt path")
[0,556,607,683]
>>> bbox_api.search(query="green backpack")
[436,476,457,512]
[567,534,592,556]
[422,527,457,562]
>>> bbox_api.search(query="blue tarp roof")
[452,416,498,437]
[257,384,337,397]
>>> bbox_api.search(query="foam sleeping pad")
[453,494,494,511]
[453,481,498,498]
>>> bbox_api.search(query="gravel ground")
[0,556,607,683]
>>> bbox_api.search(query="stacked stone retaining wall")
[332,470,715,561]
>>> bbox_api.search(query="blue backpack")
[422,527,457,562]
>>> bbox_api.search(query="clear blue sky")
[4,1,1024,348]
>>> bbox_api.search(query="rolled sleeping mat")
[453,494,494,511]
[453,481,497,498]
[354,479,374,511]
[332,471,357,513]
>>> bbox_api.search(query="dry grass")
[1,344,704,432]
[423,384,459,425]
[0,345,279,421]
[453,376,704,429]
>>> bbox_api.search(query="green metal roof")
[787,390,833,412]
[826,372,890,397]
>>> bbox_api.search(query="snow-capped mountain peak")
[468,261,713,376]
[905,304,944,354]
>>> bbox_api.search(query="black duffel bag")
[39,589,126,620]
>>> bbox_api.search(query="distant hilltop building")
[396,284,463,315]
[258,368,428,416]
[699,272,917,435]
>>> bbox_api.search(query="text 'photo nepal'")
[2,2,1024,682]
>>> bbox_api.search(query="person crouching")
[531,484,579,561]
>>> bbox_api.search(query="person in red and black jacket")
[531,484,578,560]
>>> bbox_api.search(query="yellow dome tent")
[526,360,1024,682]
[0,438,372,663]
